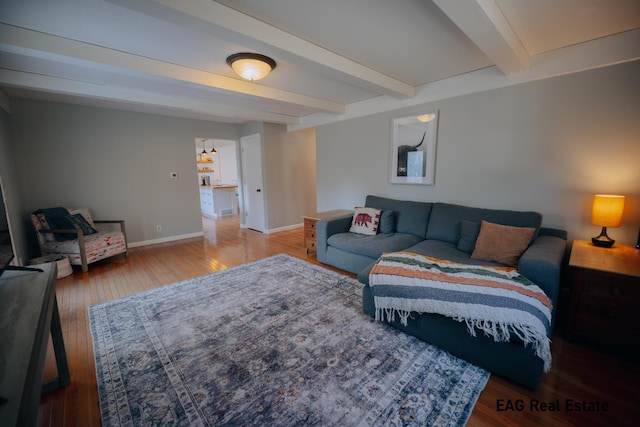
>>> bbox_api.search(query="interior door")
[240,134,266,232]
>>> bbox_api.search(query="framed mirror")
[390,111,439,185]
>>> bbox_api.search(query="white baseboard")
[128,232,205,248]
[239,223,303,234]
[264,223,303,234]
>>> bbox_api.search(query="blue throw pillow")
[47,215,78,241]
[67,214,98,235]
[457,220,481,253]
[47,214,98,241]
[378,210,396,234]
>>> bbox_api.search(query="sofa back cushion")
[426,203,542,245]
[365,195,433,238]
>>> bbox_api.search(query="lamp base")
[592,226,615,248]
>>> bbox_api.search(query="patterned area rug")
[89,254,489,426]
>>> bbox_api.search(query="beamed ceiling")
[1,0,639,130]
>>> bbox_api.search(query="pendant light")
[201,139,207,155]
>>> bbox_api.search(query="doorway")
[195,138,241,232]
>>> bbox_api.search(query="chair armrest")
[93,220,128,248]
[93,220,125,225]
[316,214,353,263]
[518,235,567,307]
[38,228,88,270]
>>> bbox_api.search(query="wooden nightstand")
[567,240,640,353]
[302,210,352,254]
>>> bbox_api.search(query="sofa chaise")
[316,195,567,389]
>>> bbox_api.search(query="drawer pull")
[611,288,621,296]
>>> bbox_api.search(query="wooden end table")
[567,239,640,352]
[302,210,353,253]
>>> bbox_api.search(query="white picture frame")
[390,111,439,185]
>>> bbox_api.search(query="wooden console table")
[0,263,70,427]
[303,210,353,253]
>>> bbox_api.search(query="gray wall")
[316,60,640,246]
[10,100,239,255]
[263,123,316,230]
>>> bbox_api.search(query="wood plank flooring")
[38,215,639,426]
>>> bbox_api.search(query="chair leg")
[78,233,88,273]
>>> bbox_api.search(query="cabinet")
[200,186,238,218]
[302,210,353,254]
[567,240,640,352]
[200,187,215,216]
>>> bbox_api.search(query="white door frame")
[240,133,266,232]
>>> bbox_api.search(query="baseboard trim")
[128,232,205,248]
[264,223,303,234]
[239,223,303,234]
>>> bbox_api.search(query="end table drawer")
[581,270,640,300]
[576,293,634,325]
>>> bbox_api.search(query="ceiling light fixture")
[226,52,276,81]
[417,114,436,123]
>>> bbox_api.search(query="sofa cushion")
[405,239,505,267]
[471,220,536,266]
[365,195,432,237]
[349,207,381,235]
[327,232,423,259]
[426,203,542,244]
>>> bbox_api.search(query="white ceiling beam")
[290,29,640,131]
[148,0,416,99]
[433,0,529,75]
[0,24,344,115]
[0,69,301,125]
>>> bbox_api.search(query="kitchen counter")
[199,185,238,217]
[200,184,238,189]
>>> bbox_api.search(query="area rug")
[89,254,489,426]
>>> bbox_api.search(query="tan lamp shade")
[591,195,625,227]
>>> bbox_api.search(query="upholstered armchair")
[31,207,128,273]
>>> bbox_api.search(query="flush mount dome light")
[226,52,276,81]
[417,114,436,123]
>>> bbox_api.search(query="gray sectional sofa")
[316,195,567,389]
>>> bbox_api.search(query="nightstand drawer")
[580,270,640,300]
[305,238,316,251]
[576,293,635,324]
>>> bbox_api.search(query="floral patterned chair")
[31,207,128,273]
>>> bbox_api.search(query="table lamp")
[591,194,625,248]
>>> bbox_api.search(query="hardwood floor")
[38,215,639,426]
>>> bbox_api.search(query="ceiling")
[1,0,639,130]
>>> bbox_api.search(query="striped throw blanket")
[369,252,552,372]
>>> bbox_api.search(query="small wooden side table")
[567,240,640,352]
[302,209,353,253]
